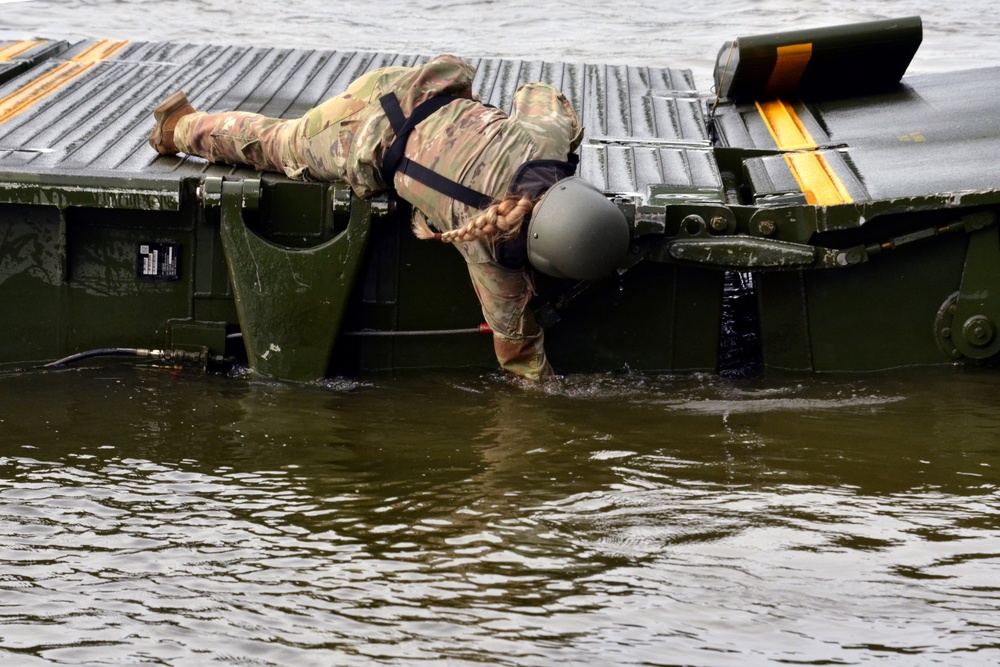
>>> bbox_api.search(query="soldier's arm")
[465,261,554,382]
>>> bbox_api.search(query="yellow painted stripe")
[755,98,816,151]
[0,39,129,126]
[784,152,853,206]
[0,40,45,61]
[755,73,853,206]
[766,42,812,96]
[70,39,130,63]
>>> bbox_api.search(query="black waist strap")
[379,92,493,210]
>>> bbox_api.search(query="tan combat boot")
[148,91,195,155]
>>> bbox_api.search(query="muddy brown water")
[3,0,1000,664]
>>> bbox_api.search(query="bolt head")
[962,315,996,347]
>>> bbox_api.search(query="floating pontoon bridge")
[2,17,999,380]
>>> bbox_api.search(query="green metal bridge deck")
[4,19,1000,379]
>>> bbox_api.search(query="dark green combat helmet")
[526,176,630,281]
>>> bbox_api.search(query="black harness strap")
[379,92,493,211]
[398,159,494,209]
[380,93,456,184]
[379,91,408,133]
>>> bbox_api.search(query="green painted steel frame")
[218,178,371,382]
[0,175,180,212]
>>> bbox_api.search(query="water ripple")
[4,0,1000,661]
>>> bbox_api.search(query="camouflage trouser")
[172,69,385,182]
[467,262,553,382]
[173,111,302,176]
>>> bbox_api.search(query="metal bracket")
[935,222,1000,362]
[638,207,1000,274]
[217,179,371,382]
[666,235,817,269]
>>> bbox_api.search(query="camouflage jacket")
[345,55,583,265]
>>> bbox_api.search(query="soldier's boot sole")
[148,91,196,155]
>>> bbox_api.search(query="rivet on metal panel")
[963,211,995,232]
[756,219,776,236]
[835,247,865,267]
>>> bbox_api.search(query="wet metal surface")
[714,66,1000,203]
[0,37,713,203]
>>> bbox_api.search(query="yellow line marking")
[0,39,129,126]
[0,40,45,62]
[784,151,853,206]
[755,98,816,151]
[70,39,130,63]
[755,94,853,205]
[766,42,812,97]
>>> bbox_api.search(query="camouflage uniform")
[173,55,582,381]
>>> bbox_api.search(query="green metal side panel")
[219,181,371,382]
[0,203,65,362]
[542,263,724,373]
[756,225,971,372]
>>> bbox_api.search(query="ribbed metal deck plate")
[0,37,718,205]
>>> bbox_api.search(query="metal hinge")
[197,176,260,211]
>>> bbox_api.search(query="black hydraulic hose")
[44,348,145,368]
[43,347,224,369]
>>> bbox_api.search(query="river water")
[3,1,1000,665]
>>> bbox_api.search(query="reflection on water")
[2,364,999,664]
